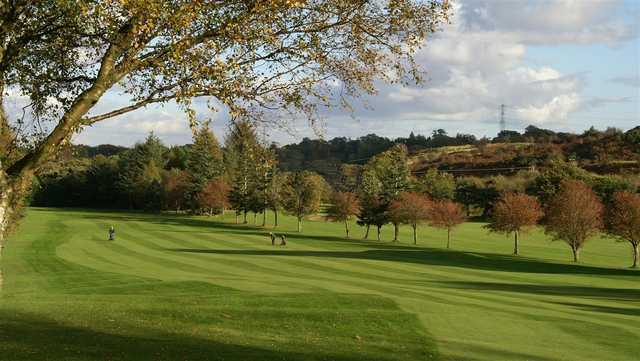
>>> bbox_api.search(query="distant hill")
[278,126,640,180]
[67,125,639,181]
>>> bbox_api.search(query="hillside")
[408,142,640,177]
[277,125,640,180]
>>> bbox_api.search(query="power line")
[412,166,534,175]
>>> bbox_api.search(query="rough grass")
[1,208,639,361]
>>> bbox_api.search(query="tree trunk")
[572,245,580,262]
[412,224,417,245]
[513,230,519,256]
[262,211,266,227]
[0,165,13,290]
[446,228,451,249]
[243,211,247,224]
[0,184,8,290]
[0,165,17,290]
[297,217,302,232]
[345,220,350,239]
[235,213,239,224]
[377,225,381,241]
[393,223,399,242]
[364,224,370,239]
[274,209,278,228]
[253,212,257,224]
[631,242,638,268]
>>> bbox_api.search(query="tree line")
[31,126,639,267]
[323,145,639,268]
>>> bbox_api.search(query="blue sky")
[73,0,639,146]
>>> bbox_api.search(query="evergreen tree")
[117,133,167,210]
[186,124,224,211]
[225,120,260,223]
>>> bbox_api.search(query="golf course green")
[1,208,638,361]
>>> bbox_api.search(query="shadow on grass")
[552,302,640,316]
[432,281,640,302]
[0,310,402,361]
[169,247,640,277]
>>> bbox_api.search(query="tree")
[388,192,431,244]
[116,133,166,210]
[282,171,323,232]
[545,180,604,262]
[360,196,389,241]
[362,144,411,241]
[418,168,455,200]
[357,166,383,239]
[485,192,543,255]
[591,175,636,205]
[326,192,360,238]
[531,160,592,204]
[197,178,230,216]
[429,200,465,249]
[266,171,286,228]
[186,124,224,211]
[162,168,190,213]
[606,191,640,268]
[254,146,277,227]
[0,2,450,279]
[225,121,261,223]
[455,176,483,217]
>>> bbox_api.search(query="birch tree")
[0,0,449,284]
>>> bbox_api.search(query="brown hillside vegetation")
[409,142,639,177]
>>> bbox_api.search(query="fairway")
[1,208,639,361]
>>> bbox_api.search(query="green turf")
[1,208,638,361]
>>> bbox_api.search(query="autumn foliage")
[544,180,604,262]
[606,191,640,268]
[486,192,543,255]
[326,192,361,238]
[428,200,466,248]
[197,178,230,216]
[388,192,432,244]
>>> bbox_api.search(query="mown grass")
[1,208,638,361]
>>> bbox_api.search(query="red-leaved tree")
[326,192,361,239]
[388,192,432,244]
[486,192,543,255]
[545,180,603,262]
[197,178,230,216]
[428,200,465,249]
[606,191,640,268]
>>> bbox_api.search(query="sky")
[72,0,640,146]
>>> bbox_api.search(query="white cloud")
[514,93,581,123]
[316,0,634,134]
[34,0,640,145]
[460,0,636,45]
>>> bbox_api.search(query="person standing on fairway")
[108,226,115,241]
